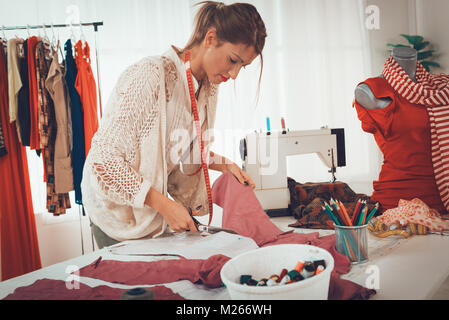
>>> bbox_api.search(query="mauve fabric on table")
[213,172,375,300]
[3,278,183,300]
[3,172,375,300]
[78,254,229,288]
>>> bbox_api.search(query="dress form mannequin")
[355,47,418,109]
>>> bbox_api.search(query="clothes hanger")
[69,22,77,45]
[1,26,7,55]
[41,23,53,60]
[79,22,86,48]
[1,25,7,47]
[42,23,50,44]
[50,23,57,51]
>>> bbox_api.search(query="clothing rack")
[2,21,105,254]
[2,22,104,117]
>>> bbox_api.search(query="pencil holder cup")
[334,224,368,265]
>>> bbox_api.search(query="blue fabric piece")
[65,40,85,204]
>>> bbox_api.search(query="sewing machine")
[240,127,346,217]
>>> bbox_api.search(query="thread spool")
[266,278,278,286]
[315,265,325,275]
[294,260,305,273]
[120,288,154,300]
[300,261,316,279]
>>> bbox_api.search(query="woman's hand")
[161,202,201,233]
[209,151,255,189]
[223,162,256,189]
[145,187,200,233]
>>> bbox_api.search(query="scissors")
[186,206,239,235]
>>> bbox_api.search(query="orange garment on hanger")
[0,43,42,280]
[74,40,99,158]
[27,36,40,150]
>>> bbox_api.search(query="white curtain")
[0,0,379,219]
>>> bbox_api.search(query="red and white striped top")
[382,56,449,211]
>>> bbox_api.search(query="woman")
[81,1,267,248]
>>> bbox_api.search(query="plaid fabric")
[36,42,71,215]
[287,177,381,229]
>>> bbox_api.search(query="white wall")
[35,213,97,268]
[366,0,448,74]
[366,0,412,75]
[416,0,449,74]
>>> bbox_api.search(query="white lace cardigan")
[81,46,219,241]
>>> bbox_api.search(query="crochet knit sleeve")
[86,58,162,208]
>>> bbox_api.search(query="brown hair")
[183,1,267,99]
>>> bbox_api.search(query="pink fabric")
[3,279,183,300]
[74,172,375,300]
[213,173,283,245]
[212,172,350,275]
[377,198,449,231]
[213,172,375,299]
[6,172,375,300]
[78,254,229,288]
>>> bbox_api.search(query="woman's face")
[202,31,259,84]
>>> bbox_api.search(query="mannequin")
[355,47,417,110]
[352,46,449,214]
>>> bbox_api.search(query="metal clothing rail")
[2,21,104,118]
[3,22,103,32]
[2,21,105,254]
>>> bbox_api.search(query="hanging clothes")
[74,40,99,158]
[65,39,85,204]
[45,45,74,194]
[27,36,40,150]
[0,42,42,281]
[0,111,6,157]
[36,41,71,215]
[7,38,23,143]
[17,39,31,146]
[36,41,52,150]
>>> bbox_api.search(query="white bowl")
[220,244,334,300]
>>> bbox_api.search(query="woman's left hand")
[223,162,255,189]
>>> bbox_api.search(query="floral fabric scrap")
[377,198,449,231]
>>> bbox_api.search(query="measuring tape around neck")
[184,51,213,226]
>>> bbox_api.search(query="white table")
[272,216,449,300]
[1,216,448,300]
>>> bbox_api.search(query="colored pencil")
[338,200,353,226]
[331,202,345,226]
[331,199,346,226]
[351,199,362,224]
[322,206,339,226]
[358,205,367,226]
[330,198,339,215]
[365,203,380,224]
[324,202,341,226]
[355,200,366,225]
[343,234,356,262]
[340,233,351,260]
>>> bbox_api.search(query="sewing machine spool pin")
[329,148,337,183]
